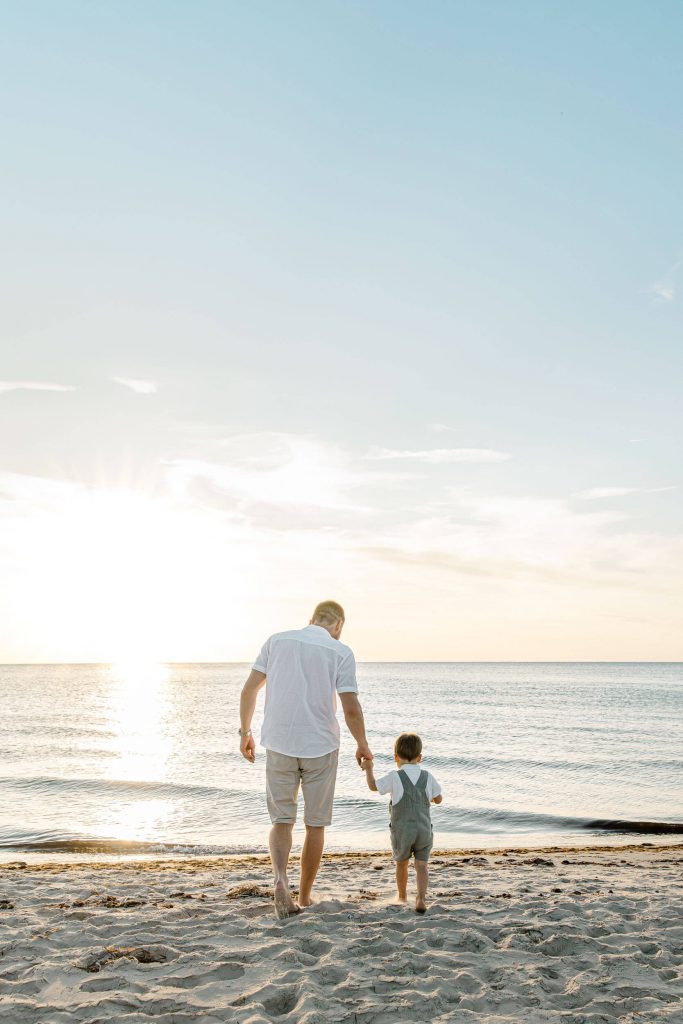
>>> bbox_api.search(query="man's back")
[253,624,358,757]
[240,600,372,918]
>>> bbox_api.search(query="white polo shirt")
[253,624,359,758]
[376,764,442,805]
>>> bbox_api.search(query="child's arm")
[361,757,378,792]
[430,774,443,804]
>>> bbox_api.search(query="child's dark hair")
[394,732,422,761]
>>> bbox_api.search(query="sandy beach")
[1,843,682,1023]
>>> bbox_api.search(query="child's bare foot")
[415,898,427,914]
[396,895,408,904]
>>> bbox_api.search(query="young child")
[362,732,442,913]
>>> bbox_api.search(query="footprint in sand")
[79,975,126,993]
[537,933,586,957]
[296,936,332,958]
[163,961,245,987]
[311,963,348,986]
[260,985,300,1016]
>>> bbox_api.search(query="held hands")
[360,756,374,771]
[355,743,373,768]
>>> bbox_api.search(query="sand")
[1,843,682,1023]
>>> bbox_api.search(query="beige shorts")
[265,749,339,827]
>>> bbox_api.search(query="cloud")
[577,486,675,500]
[2,436,682,659]
[649,259,680,302]
[366,446,511,464]
[163,432,386,524]
[0,381,76,393]
[578,487,640,500]
[360,486,682,593]
[112,377,159,394]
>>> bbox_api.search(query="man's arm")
[338,691,372,766]
[239,669,266,762]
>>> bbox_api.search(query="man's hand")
[239,669,265,764]
[355,743,373,767]
[240,733,256,763]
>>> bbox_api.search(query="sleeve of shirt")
[252,637,270,674]
[426,773,442,800]
[375,771,395,798]
[335,651,358,694]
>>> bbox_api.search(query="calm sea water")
[1,663,682,861]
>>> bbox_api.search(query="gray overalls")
[389,769,433,862]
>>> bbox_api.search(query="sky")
[0,1,681,663]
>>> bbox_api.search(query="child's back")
[384,766,433,864]
[362,733,442,913]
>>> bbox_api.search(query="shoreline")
[2,837,682,873]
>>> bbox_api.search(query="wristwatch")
[238,728,252,737]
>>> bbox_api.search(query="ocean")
[1,662,681,861]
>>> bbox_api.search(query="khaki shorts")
[266,749,339,827]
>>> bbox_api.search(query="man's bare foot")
[273,881,300,920]
[415,898,427,914]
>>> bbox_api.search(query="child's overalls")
[389,769,433,862]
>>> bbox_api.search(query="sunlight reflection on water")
[1,662,681,857]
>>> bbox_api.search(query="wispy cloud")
[366,446,511,464]
[649,259,680,302]
[164,432,382,524]
[0,381,76,393]
[112,377,159,394]
[361,487,682,593]
[577,486,676,500]
[2,434,682,659]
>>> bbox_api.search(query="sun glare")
[106,661,171,783]
[19,482,246,662]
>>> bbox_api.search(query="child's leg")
[395,860,409,902]
[414,859,428,912]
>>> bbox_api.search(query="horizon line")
[1,659,681,667]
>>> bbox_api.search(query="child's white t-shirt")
[375,764,442,806]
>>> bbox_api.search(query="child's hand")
[360,757,374,771]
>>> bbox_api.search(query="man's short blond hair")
[312,600,345,628]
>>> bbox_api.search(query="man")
[239,600,372,919]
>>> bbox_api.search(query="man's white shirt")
[253,624,358,758]
[375,764,442,805]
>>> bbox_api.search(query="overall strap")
[415,770,428,792]
[397,768,417,791]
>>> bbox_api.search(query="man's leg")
[265,750,301,919]
[269,823,299,918]
[299,750,338,907]
[395,859,409,902]
[299,825,325,907]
